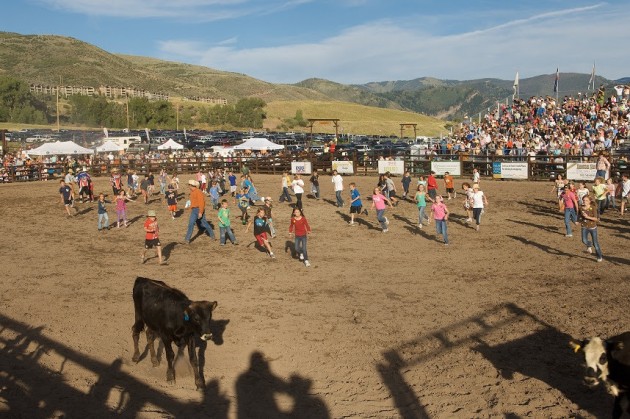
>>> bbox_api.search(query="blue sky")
[3,0,629,84]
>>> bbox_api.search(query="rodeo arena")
[2,92,630,418]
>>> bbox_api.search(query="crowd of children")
[60,162,622,267]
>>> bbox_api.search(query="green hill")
[351,74,612,119]
[294,78,403,110]
[0,31,624,127]
[0,32,330,103]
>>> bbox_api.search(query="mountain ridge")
[1,31,627,121]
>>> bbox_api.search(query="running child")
[576,182,589,206]
[279,172,292,203]
[430,195,449,245]
[247,208,275,258]
[166,184,178,219]
[263,198,276,237]
[236,188,250,225]
[289,207,312,267]
[209,181,220,210]
[115,189,129,228]
[348,183,368,225]
[605,177,617,210]
[580,196,603,262]
[97,193,110,231]
[140,175,150,204]
[444,171,455,200]
[218,199,238,245]
[371,187,393,233]
[228,171,237,197]
[401,171,412,199]
[415,184,431,228]
[461,182,474,222]
[142,209,166,265]
[59,179,75,216]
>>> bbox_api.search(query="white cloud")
[159,3,630,83]
[36,0,309,20]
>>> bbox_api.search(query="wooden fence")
[2,152,629,183]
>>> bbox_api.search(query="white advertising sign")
[378,160,405,175]
[291,161,312,175]
[430,161,461,176]
[566,162,597,181]
[499,162,528,179]
[332,160,354,174]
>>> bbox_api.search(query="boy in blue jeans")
[209,181,220,210]
[217,199,238,245]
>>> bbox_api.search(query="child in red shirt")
[142,210,166,265]
[289,208,312,267]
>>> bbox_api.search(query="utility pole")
[126,97,130,130]
[176,105,179,131]
[56,76,61,132]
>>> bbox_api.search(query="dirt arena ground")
[1,173,629,418]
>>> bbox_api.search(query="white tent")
[211,145,235,157]
[157,139,184,150]
[95,140,124,153]
[233,137,284,151]
[28,141,94,156]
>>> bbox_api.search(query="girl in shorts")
[247,208,274,258]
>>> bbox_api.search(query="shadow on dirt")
[376,303,610,418]
[236,351,330,419]
[0,313,330,418]
[0,312,229,417]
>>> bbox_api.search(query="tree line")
[0,76,267,129]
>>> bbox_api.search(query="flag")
[553,68,559,93]
[588,62,595,90]
[513,72,519,98]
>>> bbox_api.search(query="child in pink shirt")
[430,195,449,245]
[115,189,129,228]
[370,187,393,233]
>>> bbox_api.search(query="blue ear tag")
[184,313,190,321]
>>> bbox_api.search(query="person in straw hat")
[110,167,123,196]
[142,209,166,265]
[184,179,216,244]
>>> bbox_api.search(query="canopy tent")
[157,139,184,150]
[28,141,94,156]
[95,140,124,153]
[211,145,235,157]
[232,137,284,151]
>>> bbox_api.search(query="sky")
[2,0,629,84]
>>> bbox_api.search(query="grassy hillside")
[0,32,331,103]
[119,55,331,102]
[0,32,151,88]
[295,78,403,110]
[264,101,448,137]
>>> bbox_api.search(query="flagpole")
[554,67,559,102]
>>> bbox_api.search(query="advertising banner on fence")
[430,161,461,176]
[291,161,312,175]
[493,162,528,179]
[377,160,404,175]
[566,162,597,181]
[332,160,354,174]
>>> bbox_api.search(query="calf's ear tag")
[184,313,190,321]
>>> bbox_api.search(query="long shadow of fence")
[0,312,230,418]
[0,312,330,418]
[376,302,609,418]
